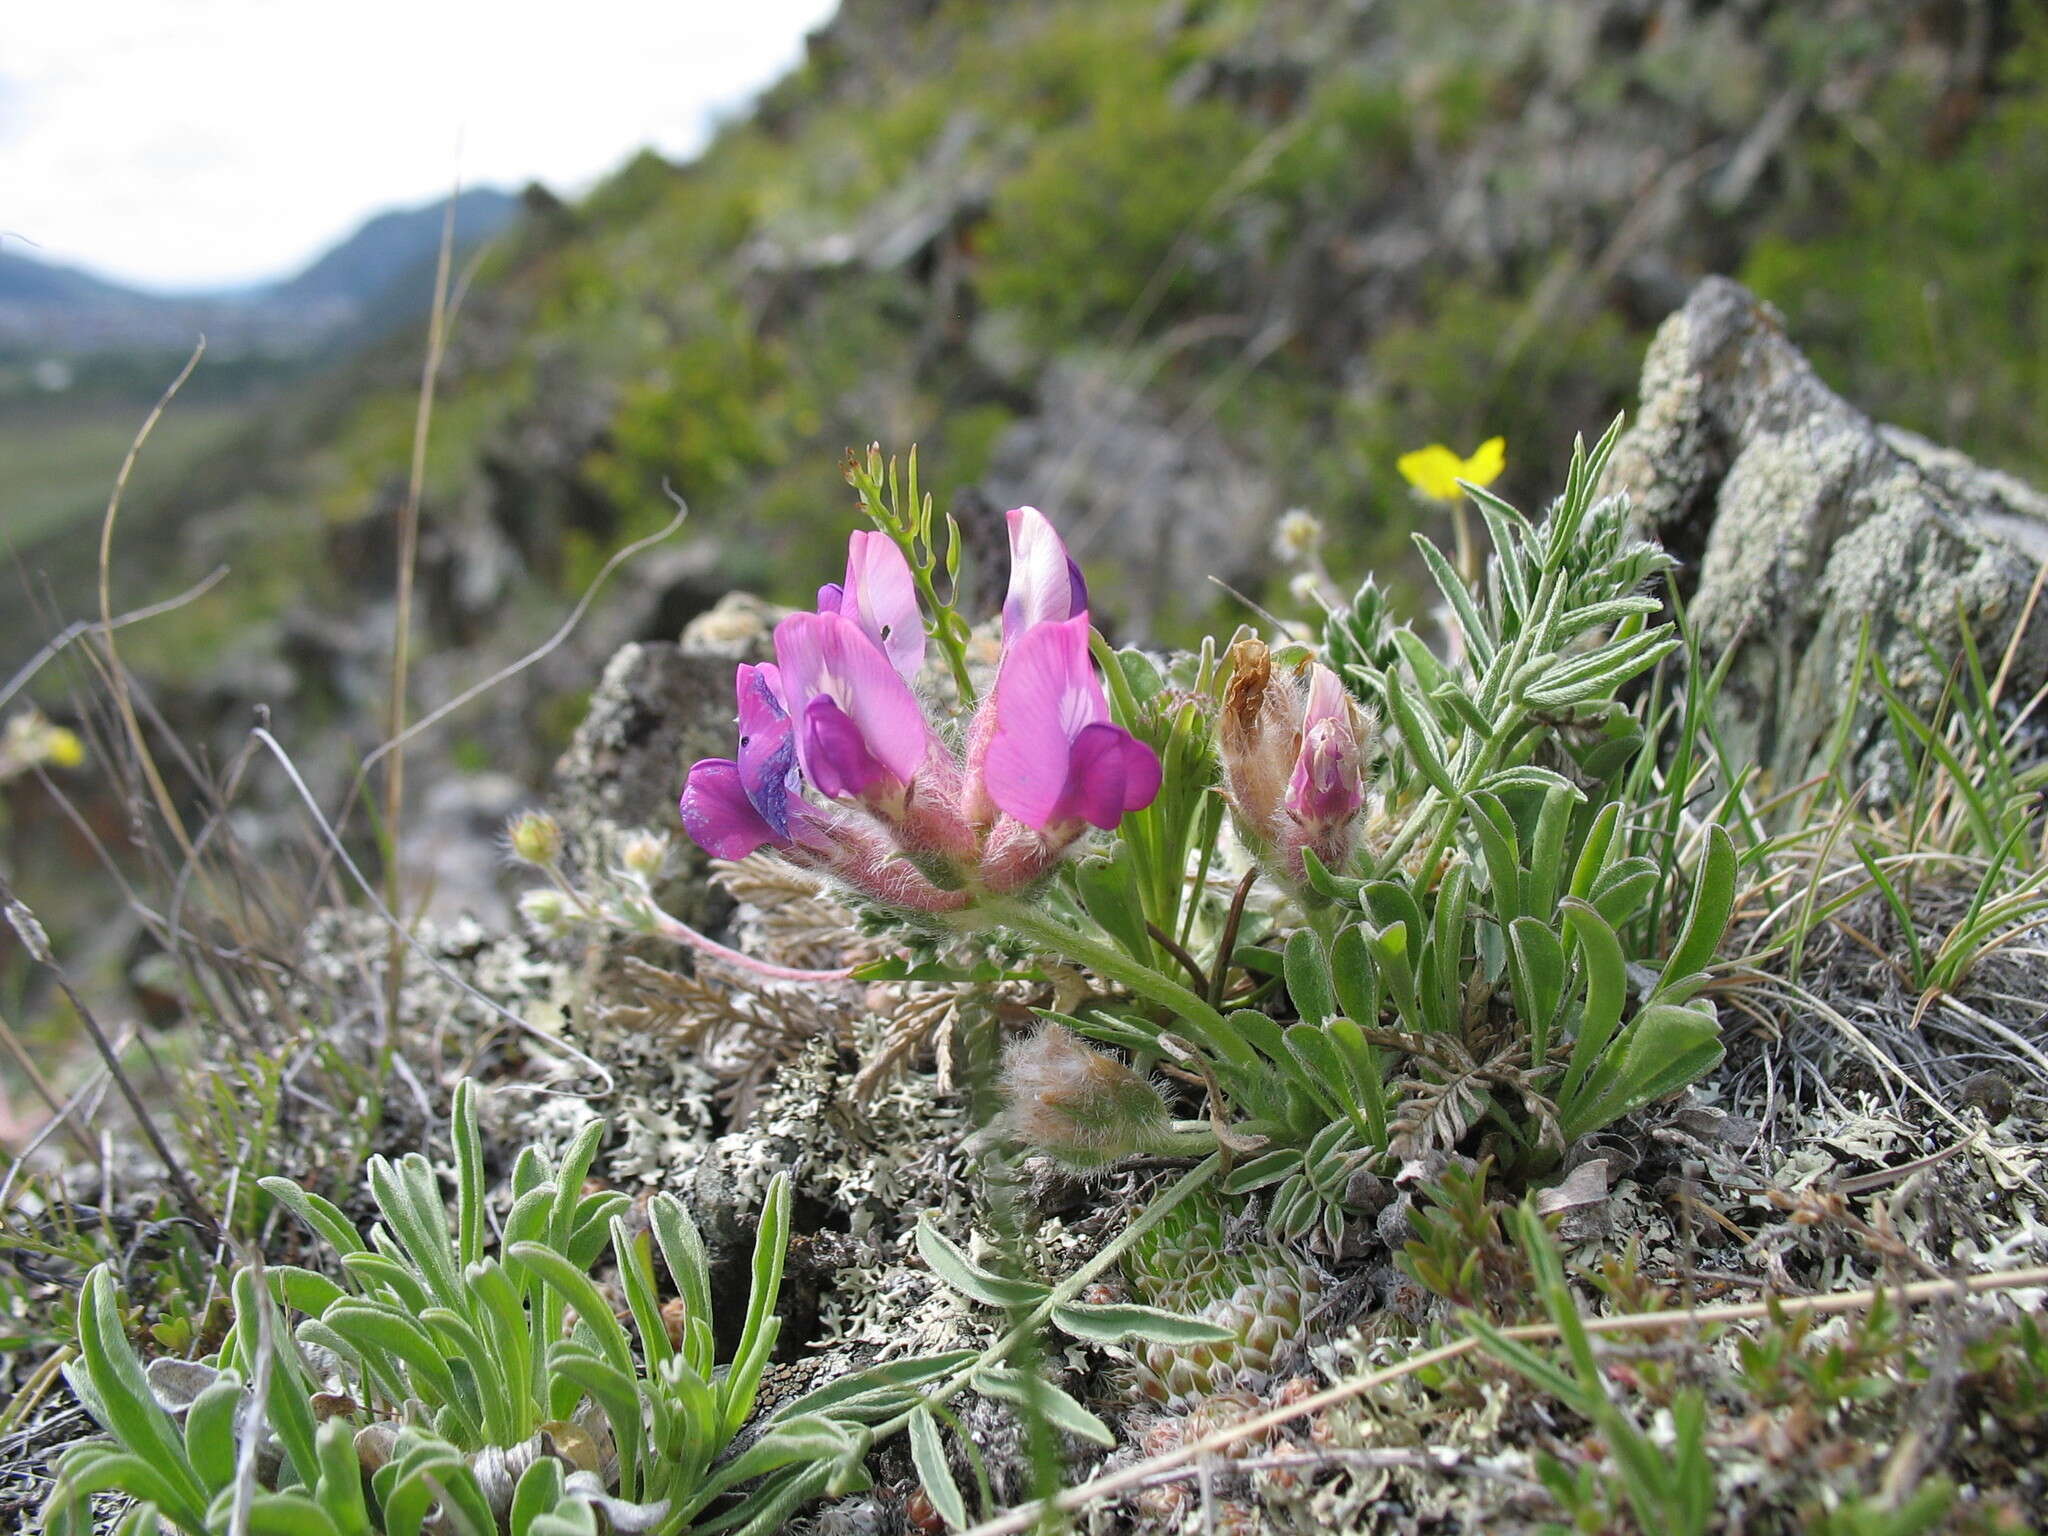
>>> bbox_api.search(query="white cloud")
[0,0,839,290]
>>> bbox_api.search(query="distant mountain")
[0,188,520,360]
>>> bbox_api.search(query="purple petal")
[1052,722,1163,829]
[800,695,892,800]
[1286,667,1363,828]
[681,759,782,859]
[734,664,798,837]
[774,611,932,791]
[985,615,1110,830]
[817,583,845,615]
[1002,507,1086,642]
[841,531,926,680]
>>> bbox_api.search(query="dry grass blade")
[379,186,461,1032]
[0,877,217,1235]
[91,337,207,870]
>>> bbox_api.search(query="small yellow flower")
[1397,437,1506,503]
[44,727,86,769]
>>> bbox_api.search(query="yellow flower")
[44,727,85,769]
[1397,437,1506,503]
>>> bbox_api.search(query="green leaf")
[505,1243,635,1379]
[974,1368,1115,1447]
[1588,858,1659,931]
[267,1266,349,1322]
[183,1377,243,1495]
[1465,791,1521,921]
[1561,1004,1724,1142]
[1411,532,1495,670]
[1508,917,1566,1063]
[649,1192,715,1378]
[70,1268,208,1524]
[1656,824,1736,995]
[1283,929,1335,1027]
[234,1266,321,1487]
[915,1217,1051,1309]
[1568,801,1623,903]
[767,1352,977,1424]
[1525,782,1578,919]
[1559,900,1627,1105]
[908,1409,969,1531]
[1328,924,1379,1026]
[453,1080,486,1272]
[259,1178,368,1261]
[313,1418,372,1536]
[509,1458,567,1536]
[1075,855,1151,964]
[720,1172,793,1439]
[1049,1301,1235,1347]
[1386,684,1456,796]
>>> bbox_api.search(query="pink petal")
[800,695,891,800]
[680,759,781,859]
[1287,665,1364,829]
[841,531,926,680]
[774,611,932,790]
[985,615,1110,830]
[1052,722,1163,829]
[1002,506,1088,642]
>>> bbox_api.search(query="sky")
[1,0,840,293]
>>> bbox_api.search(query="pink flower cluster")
[681,509,1161,911]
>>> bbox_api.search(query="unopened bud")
[518,888,571,933]
[506,811,564,867]
[620,833,668,878]
[997,1026,1172,1172]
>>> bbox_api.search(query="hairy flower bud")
[619,833,669,878]
[997,1026,1172,1172]
[518,888,572,934]
[1219,640,1370,885]
[506,810,564,867]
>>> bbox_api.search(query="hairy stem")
[974,898,1257,1070]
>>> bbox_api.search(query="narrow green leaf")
[908,1409,969,1530]
[915,1216,1051,1310]
[1559,900,1627,1105]
[1657,824,1737,994]
[259,1178,368,1260]
[975,1369,1115,1447]
[453,1080,485,1271]
[1283,929,1335,1027]
[1050,1301,1235,1347]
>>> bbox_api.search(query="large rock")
[550,641,739,931]
[1607,277,2048,793]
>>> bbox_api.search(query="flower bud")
[620,833,669,878]
[997,1025,1172,1172]
[506,810,564,867]
[1218,637,1297,861]
[518,888,572,933]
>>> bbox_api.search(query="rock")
[979,359,1278,640]
[550,641,739,931]
[1607,277,2048,793]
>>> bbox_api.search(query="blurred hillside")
[0,189,518,562]
[8,0,2046,769]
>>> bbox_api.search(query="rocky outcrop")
[1607,277,2048,793]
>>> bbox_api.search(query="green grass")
[0,396,244,550]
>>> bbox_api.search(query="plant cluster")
[43,1084,877,1536]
